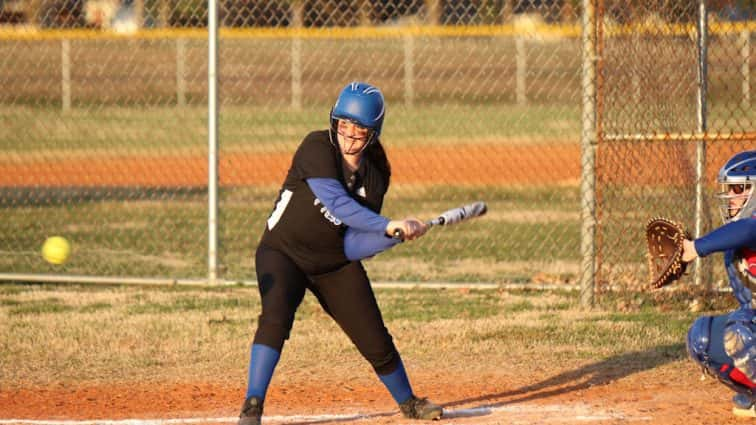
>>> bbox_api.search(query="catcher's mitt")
[645,217,690,289]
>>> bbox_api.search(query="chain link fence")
[595,0,755,296]
[0,1,753,301]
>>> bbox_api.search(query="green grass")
[0,185,581,283]
[378,289,507,322]
[2,102,751,154]
[0,283,713,386]
[125,295,257,315]
[7,102,751,155]
[0,103,582,155]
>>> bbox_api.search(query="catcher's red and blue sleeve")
[695,218,756,257]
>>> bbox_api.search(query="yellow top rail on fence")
[0,20,753,41]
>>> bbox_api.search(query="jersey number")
[267,190,293,230]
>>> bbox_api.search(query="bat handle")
[392,220,435,241]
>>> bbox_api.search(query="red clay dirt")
[0,364,749,424]
[0,144,580,187]
[0,142,747,188]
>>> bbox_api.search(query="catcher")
[672,150,756,417]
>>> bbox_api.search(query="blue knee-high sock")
[245,343,281,400]
[378,358,413,404]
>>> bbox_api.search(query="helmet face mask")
[716,150,756,223]
[717,183,754,222]
[329,82,385,155]
[335,119,372,155]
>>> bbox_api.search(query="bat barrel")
[393,200,486,240]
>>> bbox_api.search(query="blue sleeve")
[307,178,390,233]
[695,218,756,257]
[344,228,401,261]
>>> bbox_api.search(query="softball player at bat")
[681,150,756,417]
[237,82,443,425]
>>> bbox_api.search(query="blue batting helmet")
[330,82,385,145]
[717,150,756,223]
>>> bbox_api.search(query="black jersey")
[260,130,389,275]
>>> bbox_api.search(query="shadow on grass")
[442,342,686,419]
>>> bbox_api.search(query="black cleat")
[399,395,443,420]
[238,396,264,425]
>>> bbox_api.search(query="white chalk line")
[446,403,652,421]
[0,403,653,424]
[0,415,350,425]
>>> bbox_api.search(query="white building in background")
[85,0,137,33]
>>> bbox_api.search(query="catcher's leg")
[723,309,756,383]
[687,315,756,417]
[723,310,756,417]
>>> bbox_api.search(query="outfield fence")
[0,0,753,305]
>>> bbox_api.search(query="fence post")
[61,39,71,111]
[403,33,414,107]
[693,0,708,288]
[291,37,302,110]
[579,0,597,308]
[516,36,526,105]
[742,29,751,110]
[207,0,219,285]
[632,73,640,105]
[176,38,187,107]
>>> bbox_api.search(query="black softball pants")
[253,243,400,375]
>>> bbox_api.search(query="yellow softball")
[42,236,71,265]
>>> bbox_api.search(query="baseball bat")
[393,201,488,240]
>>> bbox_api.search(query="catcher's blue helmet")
[717,150,756,222]
[330,82,385,146]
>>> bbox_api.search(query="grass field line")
[0,403,653,424]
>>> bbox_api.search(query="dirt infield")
[0,144,581,187]
[0,361,748,424]
[1,141,749,188]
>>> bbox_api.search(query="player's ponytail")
[366,139,391,186]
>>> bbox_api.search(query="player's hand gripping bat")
[392,201,488,240]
